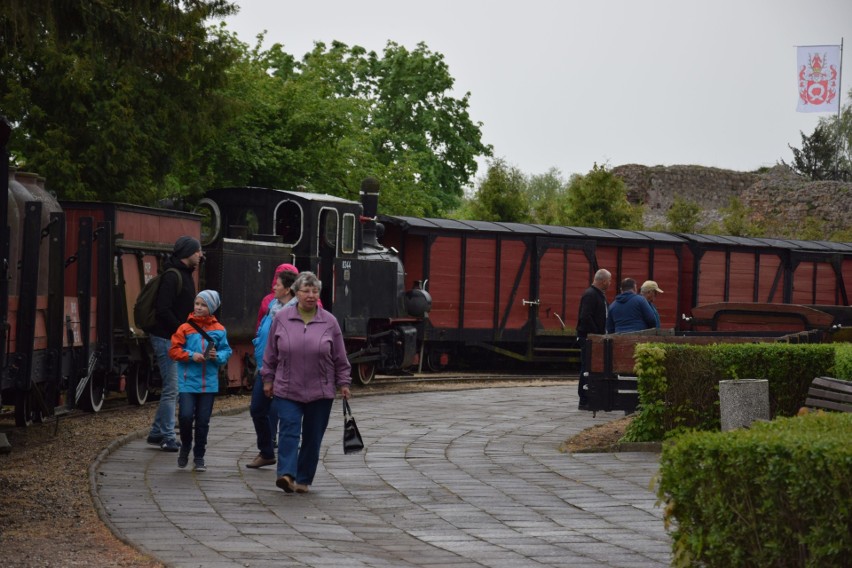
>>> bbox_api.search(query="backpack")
[133,267,182,333]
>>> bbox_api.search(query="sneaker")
[194,459,206,472]
[245,454,276,469]
[294,483,309,494]
[146,435,163,446]
[177,454,189,468]
[160,439,181,452]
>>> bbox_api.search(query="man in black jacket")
[146,236,202,451]
[576,268,611,409]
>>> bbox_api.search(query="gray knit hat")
[196,290,221,314]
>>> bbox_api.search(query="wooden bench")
[804,376,852,413]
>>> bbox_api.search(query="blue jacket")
[253,298,285,377]
[169,313,232,393]
[261,306,351,403]
[606,292,658,333]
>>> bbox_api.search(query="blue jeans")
[178,392,215,459]
[249,374,277,460]
[148,335,178,442]
[271,397,333,486]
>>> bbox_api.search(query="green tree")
[786,90,852,181]
[565,163,643,229]
[527,168,569,225]
[310,40,492,215]
[786,123,842,181]
[717,197,760,237]
[666,195,702,233]
[466,159,530,222]
[0,1,239,203]
[189,39,491,216]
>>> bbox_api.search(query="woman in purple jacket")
[261,272,352,494]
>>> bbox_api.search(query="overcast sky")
[221,0,851,180]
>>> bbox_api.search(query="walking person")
[261,272,352,494]
[640,280,664,329]
[606,278,657,333]
[256,263,299,330]
[576,268,611,410]
[146,236,202,452]
[170,290,232,471]
[246,268,298,469]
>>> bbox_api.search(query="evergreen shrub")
[623,343,836,442]
[658,412,852,567]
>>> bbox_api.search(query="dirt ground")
[0,381,630,567]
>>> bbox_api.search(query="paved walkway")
[93,386,671,567]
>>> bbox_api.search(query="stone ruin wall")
[611,164,851,238]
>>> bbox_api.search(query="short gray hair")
[292,271,322,293]
[593,269,611,284]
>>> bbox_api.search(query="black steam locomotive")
[194,179,432,387]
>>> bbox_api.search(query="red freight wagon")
[379,215,687,370]
[58,201,202,410]
[681,234,851,318]
[2,171,201,425]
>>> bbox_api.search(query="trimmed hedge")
[623,343,837,442]
[658,412,852,567]
[835,343,852,380]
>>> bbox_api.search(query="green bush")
[624,343,836,442]
[658,412,852,567]
[835,343,852,380]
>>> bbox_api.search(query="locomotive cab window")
[274,200,303,246]
[195,198,221,246]
[342,213,355,254]
[320,208,339,250]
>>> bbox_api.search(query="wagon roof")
[381,215,686,243]
[383,215,850,251]
[681,233,852,252]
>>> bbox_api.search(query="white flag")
[796,45,841,113]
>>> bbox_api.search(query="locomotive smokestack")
[360,177,380,247]
[360,177,379,219]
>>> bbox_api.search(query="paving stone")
[94,386,671,567]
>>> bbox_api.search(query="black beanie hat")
[173,236,201,259]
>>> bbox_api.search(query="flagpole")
[835,38,844,179]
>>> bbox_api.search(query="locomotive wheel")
[426,350,448,372]
[14,390,38,427]
[78,371,106,413]
[14,383,52,427]
[355,363,376,385]
[126,362,150,406]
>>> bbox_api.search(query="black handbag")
[342,399,364,454]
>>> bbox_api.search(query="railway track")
[359,371,577,394]
[0,371,577,430]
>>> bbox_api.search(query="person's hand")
[206,346,217,360]
[263,382,273,399]
[190,352,204,363]
[340,385,351,400]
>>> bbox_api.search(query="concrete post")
[718,379,770,431]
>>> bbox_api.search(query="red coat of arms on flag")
[798,51,838,108]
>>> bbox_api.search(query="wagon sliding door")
[429,235,534,340]
[535,239,594,334]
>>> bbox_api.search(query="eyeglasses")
[297,288,320,296]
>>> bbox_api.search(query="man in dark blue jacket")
[606,278,657,333]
